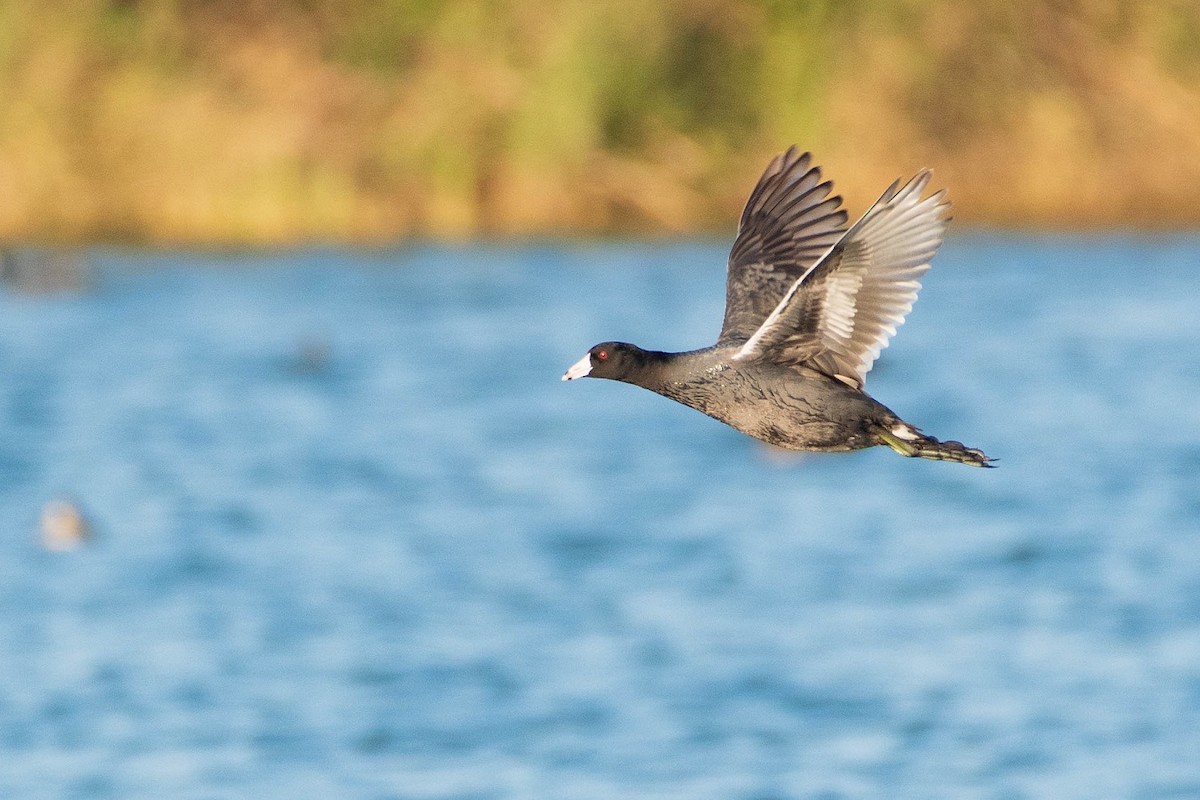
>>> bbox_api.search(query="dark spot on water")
[900,712,938,744]
[92,662,137,709]
[174,548,229,581]
[532,700,612,735]
[92,661,123,687]
[286,337,333,376]
[494,586,547,618]
[989,743,1052,771]
[349,666,403,688]
[539,528,626,572]
[893,573,959,601]
[172,680,213,710]
[0,449,35,485]
[216,504,258,535]
[354,727,398,754]
[8,380,56,429]
[635,637,676,670]
[253,721,321,761]
[1002,541,1043,566]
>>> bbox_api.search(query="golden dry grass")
[0,0,1197,243]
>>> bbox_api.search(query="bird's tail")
[873,419,994,467]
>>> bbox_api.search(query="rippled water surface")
[1,236,1198,799]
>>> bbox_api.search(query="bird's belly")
[724,402,872,451]
[663,374,878,452]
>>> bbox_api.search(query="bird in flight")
[563,147,992,467]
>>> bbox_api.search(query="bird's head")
[561,342,646,382]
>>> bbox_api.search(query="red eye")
[596,350,609,361]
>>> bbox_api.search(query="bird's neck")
[623,347,715,394]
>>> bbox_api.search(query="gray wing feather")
[718,147,849,345]
[733,170,950,389]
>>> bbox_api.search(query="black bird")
[562,147,992,467]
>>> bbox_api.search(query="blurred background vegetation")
[1,0,1198,243]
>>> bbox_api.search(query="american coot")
[563,147,992,467]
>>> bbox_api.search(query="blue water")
[1,235,1198,799]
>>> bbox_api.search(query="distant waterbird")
[290,336,332,375]
[563,147,992,467]
[0,248,89,294]
[40,499,91,551]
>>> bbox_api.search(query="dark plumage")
[563,147,992,467]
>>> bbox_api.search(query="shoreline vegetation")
[2,1,1199,245]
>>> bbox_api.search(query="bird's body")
[588,344,877,450]
[563,147,992,467]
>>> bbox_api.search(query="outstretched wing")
[718,147,849,345]
[733,170,950,390]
